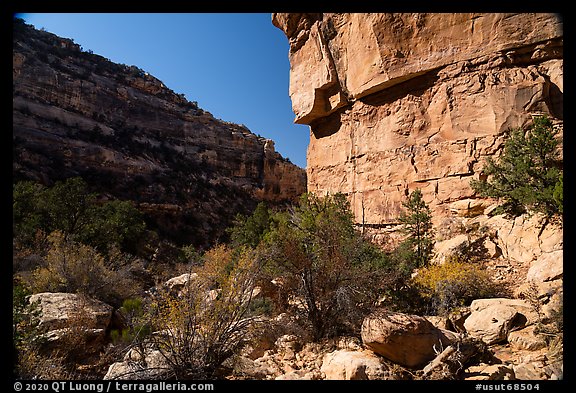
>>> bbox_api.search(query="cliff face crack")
[410,152,418,174]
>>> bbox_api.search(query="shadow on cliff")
[309,70,440,140]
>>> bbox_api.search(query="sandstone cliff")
[273,13,562,228]
[13,19,306,247]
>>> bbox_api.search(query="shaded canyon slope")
[13,19,306,248]
[273,13,562,229]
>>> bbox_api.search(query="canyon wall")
[13,19,306,247]
[273,13,563,227]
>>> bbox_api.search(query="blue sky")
[17,13,310,169]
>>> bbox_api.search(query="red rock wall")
[273,13,563,225]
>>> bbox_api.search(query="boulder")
[487,213,563,264]
[507,325,547,351]
[104,346,171,380]
[526,250,563,283]
[163,272,197,296]
[463,298,537,345]
[450,199,486,218]
[41,328,108,355]
[28,292,113,356]
[513,362,548,380]
[29,292,113,332]
[432,234,469,264]
[468,298,539,325]
[321,349,390,380]
[361,310,457,368]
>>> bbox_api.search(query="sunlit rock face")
[273,13,562,226]
[13,19,306,247]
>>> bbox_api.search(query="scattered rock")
[275,370,314,380]
[321,349,390,380]
[104,345,171,380]
[512,361,548,380]
[163,273,197,296]
[507,326,547,351]
[465,363,515,380]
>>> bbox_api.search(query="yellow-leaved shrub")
[412,258,501,315]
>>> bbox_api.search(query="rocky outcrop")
[13,18,306,248]
[273,16,566,372]
[29,292,113,332]
[273,13,562,227]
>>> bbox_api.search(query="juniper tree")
[470,115,563,217]
[227,202,272,248]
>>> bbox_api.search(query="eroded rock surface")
[273,13,563,227]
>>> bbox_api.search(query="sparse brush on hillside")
[13,176,548,380]
[28,231,145,307]
[224,191,456,340]
[146,245,263,379]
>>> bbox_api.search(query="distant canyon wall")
[13,19,306,247]
[273,13,563,225]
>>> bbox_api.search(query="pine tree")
[398,189,434,269]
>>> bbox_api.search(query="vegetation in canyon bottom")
[12,116,562,379]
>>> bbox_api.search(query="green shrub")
[78,199,147,254]
[227,202,272,248]
[259,193,393,341]
[110,297,150,345]
[13,181,48,245]
[13,177,148,253]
